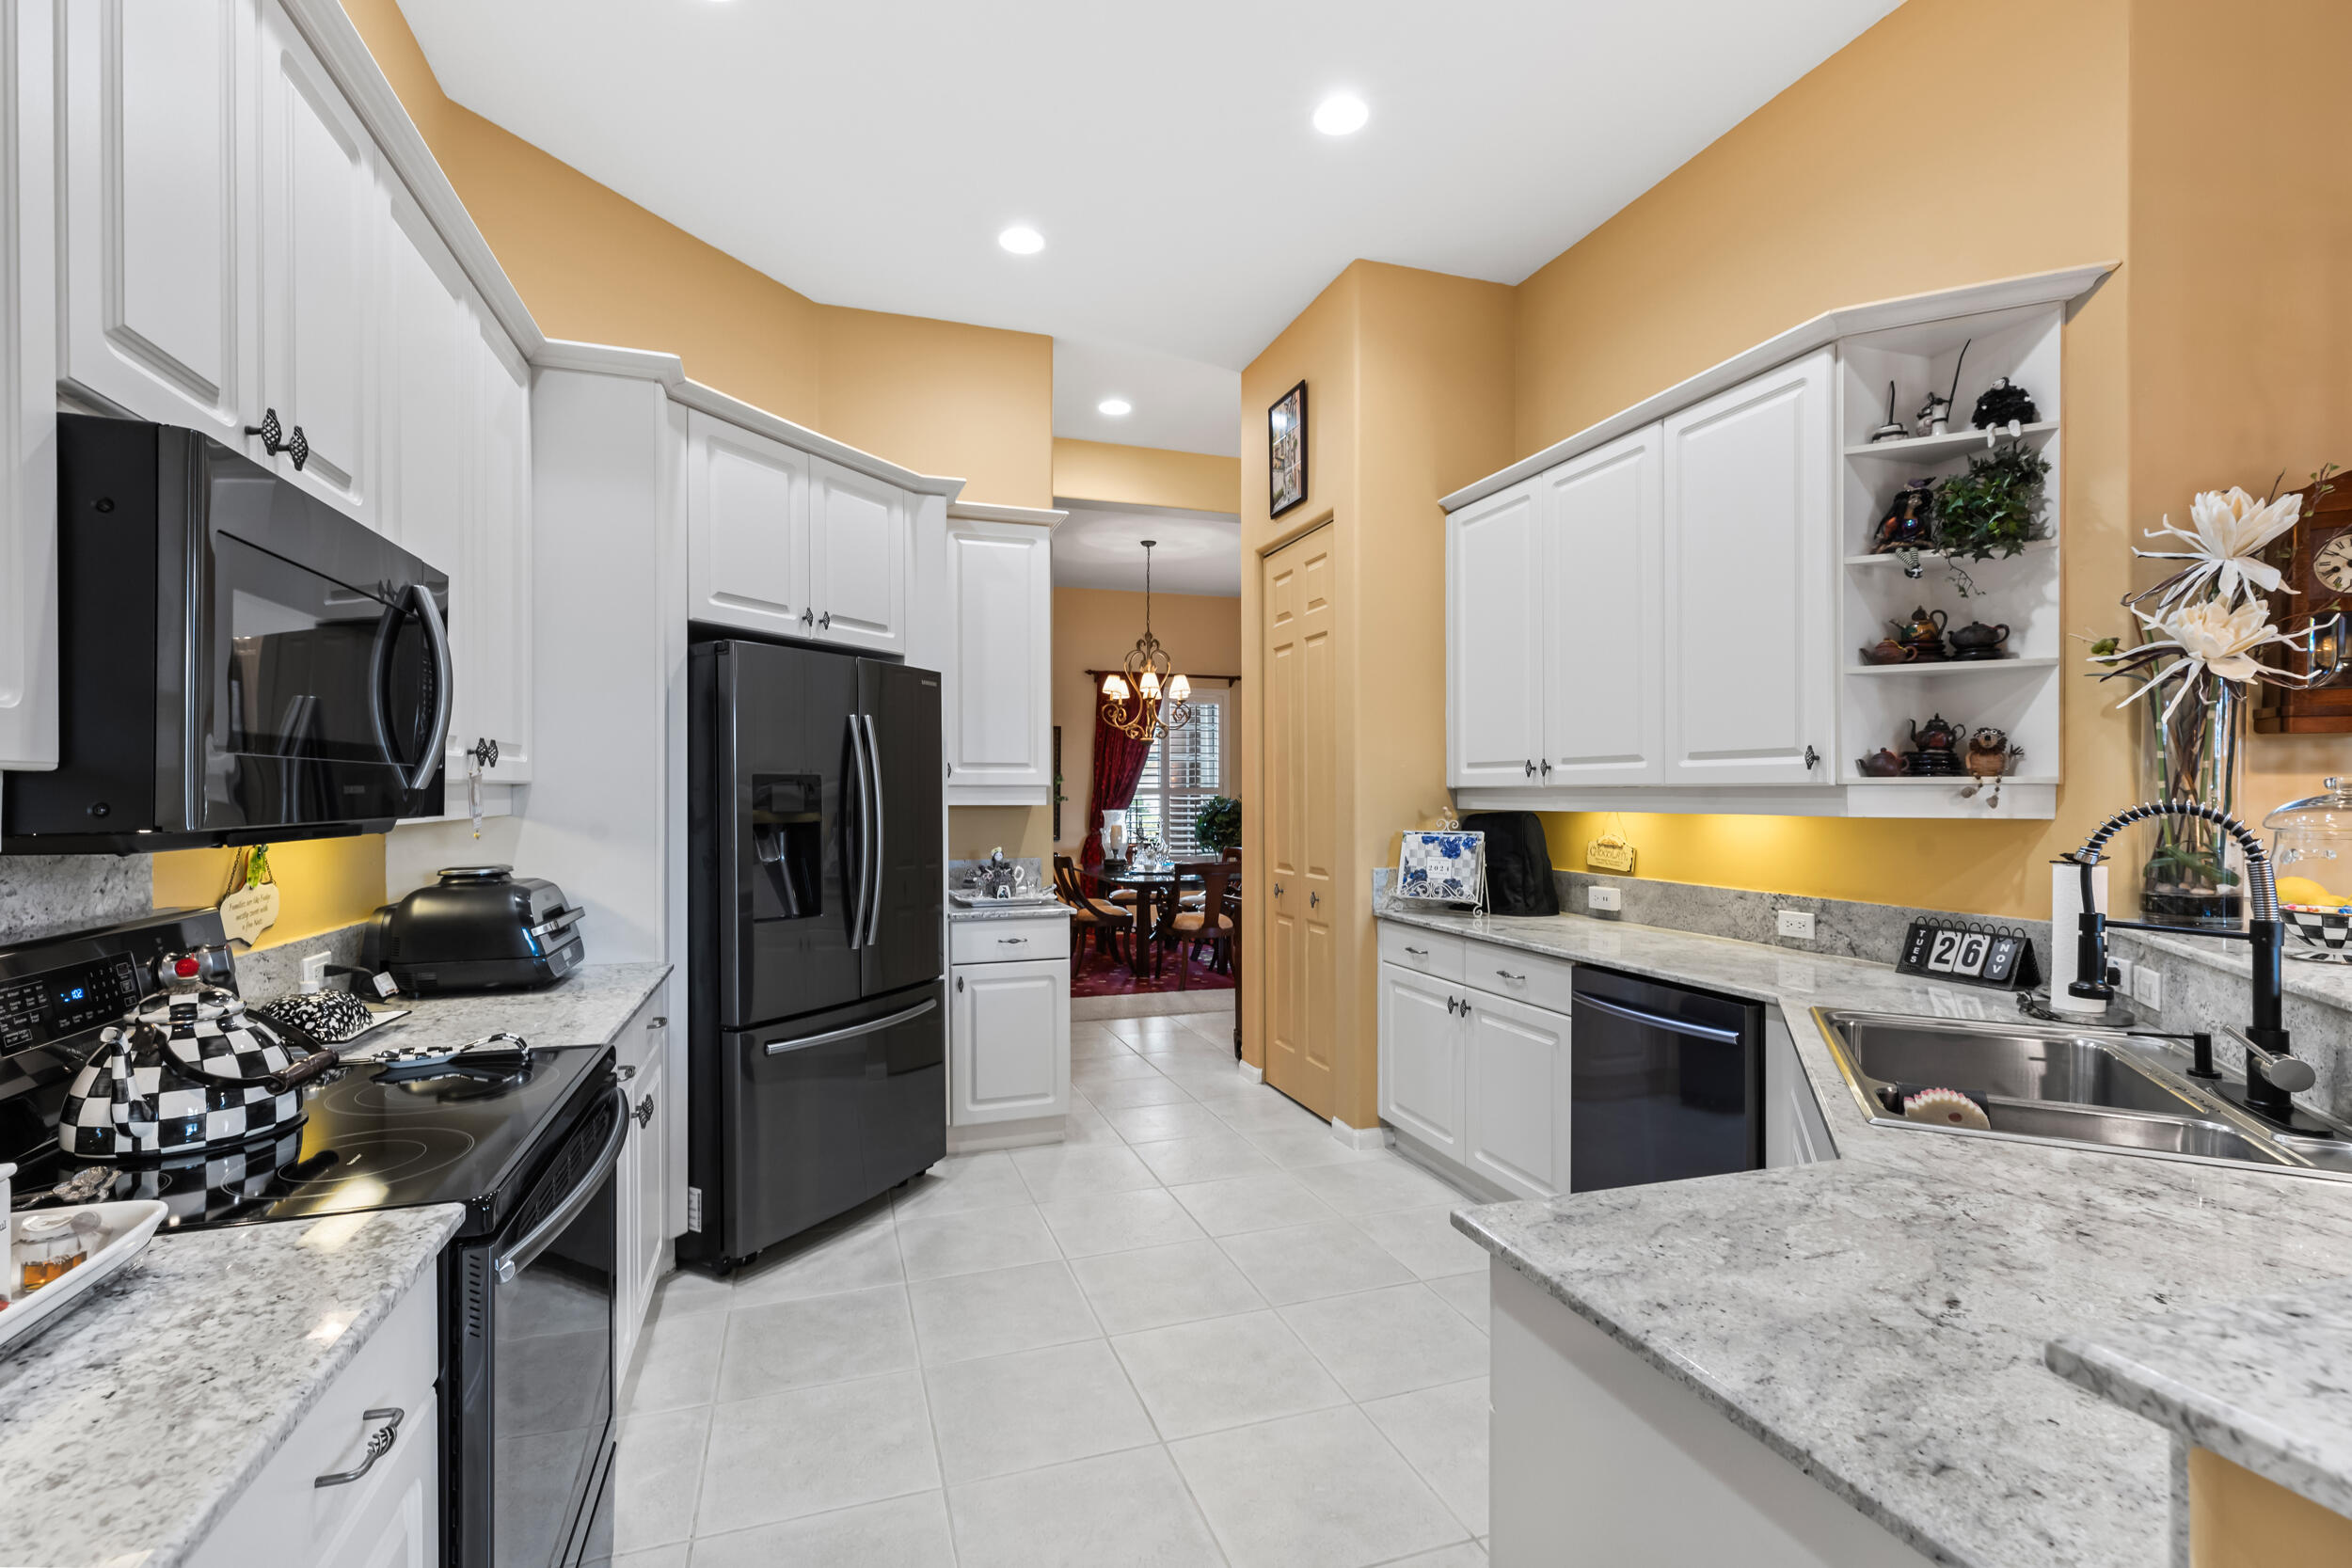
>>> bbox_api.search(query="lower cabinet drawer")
[950,916,1067,965]
[1379,922,1465,983]
[1465,943,1574,1015]
[188,1271,440,1568]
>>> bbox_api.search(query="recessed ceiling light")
[1312,93,1369,135]
[1098,398,1132,417]
[997,225,1044,255]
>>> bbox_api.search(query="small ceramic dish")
[0,1199,169,1356]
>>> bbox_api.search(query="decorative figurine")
[1969,376,2037,430]
[1915,339,1972,436]
[1868,381,1909,444]
[1964,726,2015,778]
[1871,480,1938,554]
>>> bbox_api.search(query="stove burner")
[291,1129,478,1194]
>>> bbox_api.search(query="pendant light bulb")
[1168,674,1191,702]
[1139,670,1162,699]
[1103,673,1130,700]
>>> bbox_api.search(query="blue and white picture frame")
[1396,831,1486,910]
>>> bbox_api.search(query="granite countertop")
[1381,904,2352,1568]
[947,899,1071,923]
[339,960,671,1058]
[0,1204,463,1568]
[2047,1279,2352,1521]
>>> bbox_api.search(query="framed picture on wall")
[1268,380,1307,518]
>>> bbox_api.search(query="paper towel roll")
[2049,859,2110,1015]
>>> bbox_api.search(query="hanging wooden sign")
[217,845,281,946]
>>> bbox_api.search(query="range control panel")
[0,909,235,1059]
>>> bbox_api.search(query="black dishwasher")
[1569,966,1763,1191]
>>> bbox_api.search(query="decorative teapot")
[1909,713,1963,753]
[1949,620,2010,657]
[1890,606,1949,655]
[57,949,335,1161]
[1855,749,1909,777]
[1860,638,1916,666]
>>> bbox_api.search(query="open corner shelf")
[1840,772,2060,787]
[1842,538,2058,569]
[1843,420,2058,461]
[1843,657,2059,678]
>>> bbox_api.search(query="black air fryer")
[364,865,586,994]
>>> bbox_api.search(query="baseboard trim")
[946,1115,1067,1154]
[1239,1061,1264,1084]
[1330,1117,1391,1151]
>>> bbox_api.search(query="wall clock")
[2254,473,2352,733]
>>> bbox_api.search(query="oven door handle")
[1574,992,1745,1045]
[493,1086,628,1284]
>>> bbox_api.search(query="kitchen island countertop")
[1382,904,2352,1568]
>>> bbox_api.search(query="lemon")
[2276,875,2345,910]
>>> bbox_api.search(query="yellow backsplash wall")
[151,837,389,952]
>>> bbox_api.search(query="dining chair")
[1055,855,1134,967]
[1169,863,1236,990]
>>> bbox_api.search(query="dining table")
[1089,862,1210,978]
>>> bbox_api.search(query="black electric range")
[0,908,626,1568]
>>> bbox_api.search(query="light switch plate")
[1586,885,1622,912]
[2134,964,2163,1010]
[1775,910,1816,941]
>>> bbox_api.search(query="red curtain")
[1082,684,1158,869]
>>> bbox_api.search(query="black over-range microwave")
[3,415,452,852]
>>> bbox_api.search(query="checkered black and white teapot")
[58,949,337,1161]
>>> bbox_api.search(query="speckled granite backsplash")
[0,853,153,946]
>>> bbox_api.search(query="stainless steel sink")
[1813,1008,2349,1178]
[1830,1015,2202,1116]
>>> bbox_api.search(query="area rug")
[1069,942,1236,998]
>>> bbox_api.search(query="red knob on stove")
[174,957,199,977]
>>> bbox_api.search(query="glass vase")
[2138,674,2246,929]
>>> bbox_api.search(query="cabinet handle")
[1310,891,1320,908]
[613,1063,637,1084]
[1274,883,1285,897]
[287,424,310,471]
[1404,945,1429,956]
[634,1092,656,1130]
[1447,996,1458,1016]
[1496,969,1526,983]
[1540,759,1552,777]
[465,736,499,771]
[1524,759,1536,777]
[956,974,965,992]
[802,609,815,627]
[998,937,1027,945]
[314,1408,405,1488]
[819,610,833,630]
[1460,1000,1473,1017]
[1804,745,1820,770]
[650,1017,667,1030]
[245,407,290,456]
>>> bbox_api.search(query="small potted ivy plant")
[1933,441,2050,562]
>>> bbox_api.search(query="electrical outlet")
[2134,965,2163,1010]
[2111,958,2137,997]
[1586,885,1623,912]
[1775,910,1816,941]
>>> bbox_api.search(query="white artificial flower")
[2090,596,2311,719]
[2134,486,2303,610]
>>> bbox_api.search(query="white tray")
[950,892,1060,907]
[0,1199,169,1356]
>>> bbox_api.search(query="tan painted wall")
[2129,0,2352,824]
[342,0,1054,507]
[1051,588,1244,861]
[1053,439,1242,515]
[2188,1447,2352,1564]
[1239,261,1515,1122]
[1515,0,2137,919]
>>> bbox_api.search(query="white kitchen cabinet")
[256,0,377,528]
[455,308,533,783]
[1378,928,1572,1202]
[808,454,907,654]
[1446,479,1545,787]
[685,408,811,637]
[0,0,56,772]
[59,0,257,447]
[1661,348,1835,785]
[1379,962,1467,1160]
[614,995,670,1386]
[380,189,467,562]
[188,1274,439,1568]
[944,515,1053,803]
[1463,990,1571,1199]
[949,955,1071,1126]
[1764,1012,1835,1168]
[1542,425,1664,785]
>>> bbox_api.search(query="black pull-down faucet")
[2064,799,2321,1130]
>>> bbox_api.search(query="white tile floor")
[613,1001,1492,1567]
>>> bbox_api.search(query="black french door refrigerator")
[683,638,946,1274]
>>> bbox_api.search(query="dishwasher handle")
[1574,991,1744,1045]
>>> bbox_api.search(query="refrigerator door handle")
[862,713,886,948]
[762,996,938,1055]
[845,713,871,949]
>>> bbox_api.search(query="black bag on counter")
[1459,811,1558,916]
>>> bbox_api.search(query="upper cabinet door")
[0,0,56,770]
[60,0,257,444]
[256,0,374,527]
[685,409,810,637]
[1543,426,1664,785]
[945,520,1052,801]
[1448,481,1545,787]
[807,456,907,655]
[465,310,533,784]
[1661,349,1834,785]
[381,189,467,562]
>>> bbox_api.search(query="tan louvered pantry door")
[1262,529,1336,1118]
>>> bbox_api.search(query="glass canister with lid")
[2265,778,2352,913]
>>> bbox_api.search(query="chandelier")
[1101,540,1197,743]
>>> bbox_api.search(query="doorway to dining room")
[1049,501,1242,1015]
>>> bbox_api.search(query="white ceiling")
[1053,504,1241,596]
[397,0,1899,457]
[1054,339,1241,458]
